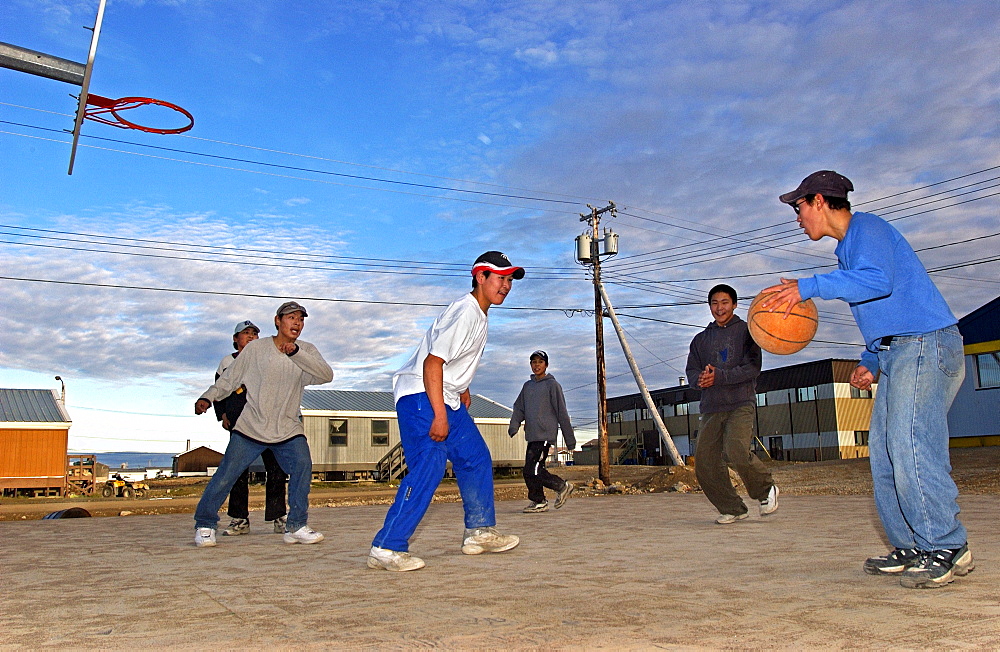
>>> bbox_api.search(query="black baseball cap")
[779,170,854,204]
[472,251,525,279]
[530,350,548,363]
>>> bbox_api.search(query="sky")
[2,0,999,455]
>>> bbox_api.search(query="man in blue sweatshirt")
[764,170,973,589]
[686,284,778,525]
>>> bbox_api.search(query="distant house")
[173,446,224,476]
[0,388,72,496]
[301,389,525,481]
[949,295,1000,446]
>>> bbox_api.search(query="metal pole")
[598,282,683,465]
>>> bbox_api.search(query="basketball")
[746,291,819,355]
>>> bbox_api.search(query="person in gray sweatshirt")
[193,301,333,548]
[686,285,777,525]
[508,350,577,513]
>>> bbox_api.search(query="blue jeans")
[870,326,966,550]
[372,393,496,552]
[194,432,313,532]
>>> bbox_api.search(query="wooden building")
[607,358,877,464]
[0,388,72,496]
[301,389,525,481]
[173,446,224,476]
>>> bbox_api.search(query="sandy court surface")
[1,492,998,650]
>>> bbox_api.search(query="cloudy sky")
[2,0,998,454]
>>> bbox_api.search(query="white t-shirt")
[392,293,488,409]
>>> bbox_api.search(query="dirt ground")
[3,446,997,522]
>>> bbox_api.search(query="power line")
[0,274,588,313]
[2,120,585,206]
[1,100,604,203]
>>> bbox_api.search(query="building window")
[796,386,817,402]
[976,352,1000,389]
[755,393,767,407]
[371,419,390,446]
[850,386,873,399]
[610,412,622,423]
[854,430,869,446]
[675,403,688,416]
[329,419,348,446]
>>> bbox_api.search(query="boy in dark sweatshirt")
[508,350,577,513]
[686,285,777,524]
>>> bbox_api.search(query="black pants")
[227,448,288,521]
[523,440,566,504]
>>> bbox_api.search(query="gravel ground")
[2,445,997,521]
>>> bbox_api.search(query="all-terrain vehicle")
[101,474,149,499]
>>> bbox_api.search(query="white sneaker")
[272,515,287,534]
[367,546,425,571]
[715,513,749,525]
[194,527,217,547]
[522,501,549,513]
[223,518,250,536]
[461,526,520,555]
[760,484,780,516]
[283,525,324,545]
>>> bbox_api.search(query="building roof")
[0,389,71,424]
[302,389,513,419]
[958,295,1000,346]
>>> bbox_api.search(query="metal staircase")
[616,435,640,465]
[375,442,408,482]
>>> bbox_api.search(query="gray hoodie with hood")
[508,374,576,449]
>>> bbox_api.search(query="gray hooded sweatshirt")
[508,374,576,449]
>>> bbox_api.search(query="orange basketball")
[746,291,819,355]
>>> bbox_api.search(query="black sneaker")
[863,547,920,575]
[899,545,975,589]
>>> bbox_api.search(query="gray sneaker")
[223,518,250,536]
[715,512,749,525]
[461,527,520,555]
[759,484,779,516]
[522,501,549,513]
[272,515,287,534]
[554,482,576,509]
[367,546,425,572]
[863,547,920,575]
[899,545,975,589]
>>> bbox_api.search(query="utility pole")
[577,202,616,487]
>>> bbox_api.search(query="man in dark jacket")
[508,350,577,513]
[686,285,777,524]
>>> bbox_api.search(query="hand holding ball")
[747,290,819,355]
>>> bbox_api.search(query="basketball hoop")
[83,94,194,134]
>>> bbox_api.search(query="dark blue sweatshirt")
[685,315,762,414]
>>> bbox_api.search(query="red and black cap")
[472,251,525,279]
